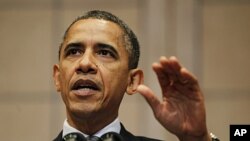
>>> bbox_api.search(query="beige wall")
[0,0,249,141]
[202,1,250,141]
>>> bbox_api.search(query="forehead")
[59,18,130,62]
[65,18,125,43]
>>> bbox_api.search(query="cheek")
[97,62,120,73]
[97,56,129,73]
[58,65,76,106]
[59,64,75,92]
[101,74,128,110]
[100,63,129,96]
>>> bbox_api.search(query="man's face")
[53,19,131,119]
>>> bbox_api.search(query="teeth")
[77,85,95,90]
[80,87,92,90]
[72,79,99,91]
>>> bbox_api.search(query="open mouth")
[71,79,101,91]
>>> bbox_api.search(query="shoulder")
[136,136,163,141]
[120,124,163,141]
[53,131,62,141]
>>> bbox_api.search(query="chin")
[69,103,100,118]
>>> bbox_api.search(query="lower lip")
[71,89,98,97]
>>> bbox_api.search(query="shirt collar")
[62,118,121,138]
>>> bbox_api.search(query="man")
[53,10,214,141]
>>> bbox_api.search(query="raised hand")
[136,56,210,141]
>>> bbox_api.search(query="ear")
[53,64,61,92]
[126,69,144,95]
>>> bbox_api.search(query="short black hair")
[59,10,140,69]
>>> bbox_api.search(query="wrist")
[210,133,220,141]
[178,132,220,141]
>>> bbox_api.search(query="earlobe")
[53,64,61,92]
[126,69,144,95]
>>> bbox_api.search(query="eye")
[97,50,115,58]
[63,43,83,58]
[65,48,82,57]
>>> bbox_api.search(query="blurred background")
[0,0,250,140]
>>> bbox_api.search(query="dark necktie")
[63,132,123,141]
[86,136,101,141]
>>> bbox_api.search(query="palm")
[137,56,208,140]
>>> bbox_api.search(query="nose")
[76,51,97,74]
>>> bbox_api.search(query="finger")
[171,67,202,99]
[160,56,199,87]
[180,67,198,85]
[136,84,160,111]
[153,56,182,95]
[162,56,182,73]
[152,62,171,92]
[161,56,182,82]
[179,67,200,92]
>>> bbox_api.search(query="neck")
[66,110,118,135]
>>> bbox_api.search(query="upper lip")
[71,79,101,91]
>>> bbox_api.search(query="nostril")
[76,66,97,74]
[76,68,83,74]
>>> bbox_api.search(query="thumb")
[136,84,160,111]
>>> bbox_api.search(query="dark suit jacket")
[53,124,162,141]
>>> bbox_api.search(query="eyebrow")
[62,42,119,58]
[96,43,119,58]
[61,42,82,58]
[64,42,82,51]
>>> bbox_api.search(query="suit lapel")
[120,123,140,141]
[53,131,63,141]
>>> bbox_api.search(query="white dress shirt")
[62,118,121,138]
